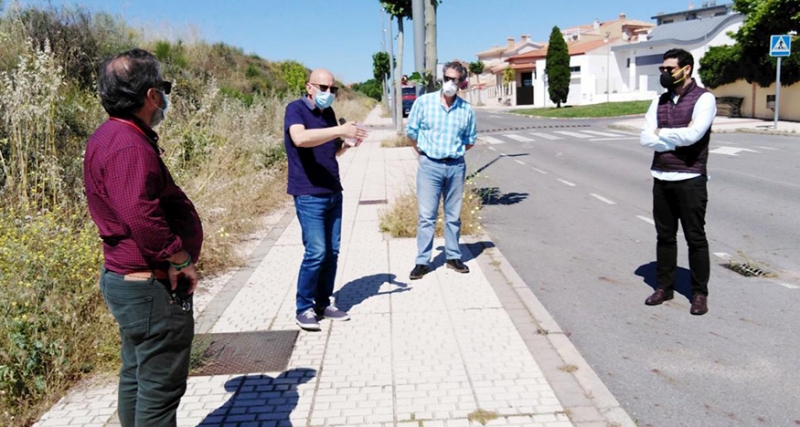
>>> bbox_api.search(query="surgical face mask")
[150,90,168,127]
[314,90,335,109]
[660,65,689,90]
[442,80,458,97]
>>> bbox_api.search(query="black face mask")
[660,66,689,90]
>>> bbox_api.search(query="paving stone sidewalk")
[34,107,635,427]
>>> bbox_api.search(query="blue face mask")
[314,90,334,109]
[151,90,169,127]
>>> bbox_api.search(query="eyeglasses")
[658,66,682,74]
[310,83,339,94]
[443,75,463,83]
[155,80,172,95]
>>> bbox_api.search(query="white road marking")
[514,159,526,165]
[714,252,731,260]
[557,179,576,187]
[710,146,760,156]
[529,132,562,140]
[590,137,640,141]
[506,134,534,142]
[779,283,800,290]
[488,115,503,119]
[757,146,778,151]
[582,130,625,137]
[488,146,497,151]
[590,193,616,205]
[481,136,506,145]
[532,167,548,175]
[637,215,655,225]
[554,131,592,139]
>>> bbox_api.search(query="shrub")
[379,178,483,238]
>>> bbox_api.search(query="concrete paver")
[33,106,634,427]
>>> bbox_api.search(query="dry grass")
[381,134,413,148]
[558,364,579,373]
[467,409,500,425]
[379,178,483,238]
[0,6,373,426]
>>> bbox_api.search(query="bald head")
[309,69,334,86]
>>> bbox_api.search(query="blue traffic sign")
[770,35,791,57]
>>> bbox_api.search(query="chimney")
[521,34,531,42]
[619,12,626,20]
[507,37,515,48]
[593,19,600,31]
[688,1,694,10]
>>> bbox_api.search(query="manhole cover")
[191,331,298,376]
[359,199,387,205]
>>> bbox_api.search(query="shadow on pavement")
[478,187,529,206]
[430,241,496,269]
[635,261,692,301]
[198,368,316,426]
[334,273,410,312]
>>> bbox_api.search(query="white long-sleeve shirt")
[640,91,716,181]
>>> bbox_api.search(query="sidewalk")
[612,116,800,135]
[34,106,635,427]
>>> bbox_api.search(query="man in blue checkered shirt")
[406,62,477,280]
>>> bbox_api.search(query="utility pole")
[412,0,425,95]
[387,10,398,129]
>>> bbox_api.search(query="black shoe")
[409,264,430,280]
[446,259,470,274]
[645,289,674,306]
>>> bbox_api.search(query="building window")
[626,58,631,68]
[662,19,673,24]
[570,66,581,73]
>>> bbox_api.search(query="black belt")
[421,152,462,162]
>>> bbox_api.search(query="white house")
[611,4,744,93]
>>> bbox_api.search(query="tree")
[546,26,570,108]
[352,79,383,101]
[373,51,391,105]
[382,0,412,134]
[424,0,439,92]
[699,0,800,88]
[469,61,484,105]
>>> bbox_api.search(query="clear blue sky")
[14,0,680,83]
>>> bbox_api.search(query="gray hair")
[442,62,467,81]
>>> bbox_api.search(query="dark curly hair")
[98,49,161,117]
[443,61,467,82]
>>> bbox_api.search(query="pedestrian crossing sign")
[770,35,791,57]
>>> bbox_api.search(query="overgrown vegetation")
[381,134,413,147]
[379,178,483,238]
[699,0,800,89]
[515,100,651,118]
[0,3,374,426]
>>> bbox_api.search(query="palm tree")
[469,61,485,105]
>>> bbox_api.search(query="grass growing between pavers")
[379,179,483,238]
[467,409,500,425]
[515,100,651,118]
[189,335,214,375]
[558,364,579,373]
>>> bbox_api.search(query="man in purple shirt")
[285,68,367,331]
[84,49,202,427]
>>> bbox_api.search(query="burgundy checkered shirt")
[84,117,203,274]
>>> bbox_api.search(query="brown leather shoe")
[690,294,708,316]
[645,289,674,306]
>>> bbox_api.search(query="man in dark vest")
[640,48,716,315]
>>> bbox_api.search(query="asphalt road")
[467,110,800,427]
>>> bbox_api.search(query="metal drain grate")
[191,331,298,376]
[725,261,770,277]
[359,199,388,205]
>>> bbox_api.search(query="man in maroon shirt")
[84,49,202,427]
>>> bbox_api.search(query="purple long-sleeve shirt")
[84,117,203,274]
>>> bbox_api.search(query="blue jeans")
[294,192,342,314]
[416,155,466,265]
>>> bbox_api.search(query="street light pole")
[387,10,397,129]
[604,32,610,104]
